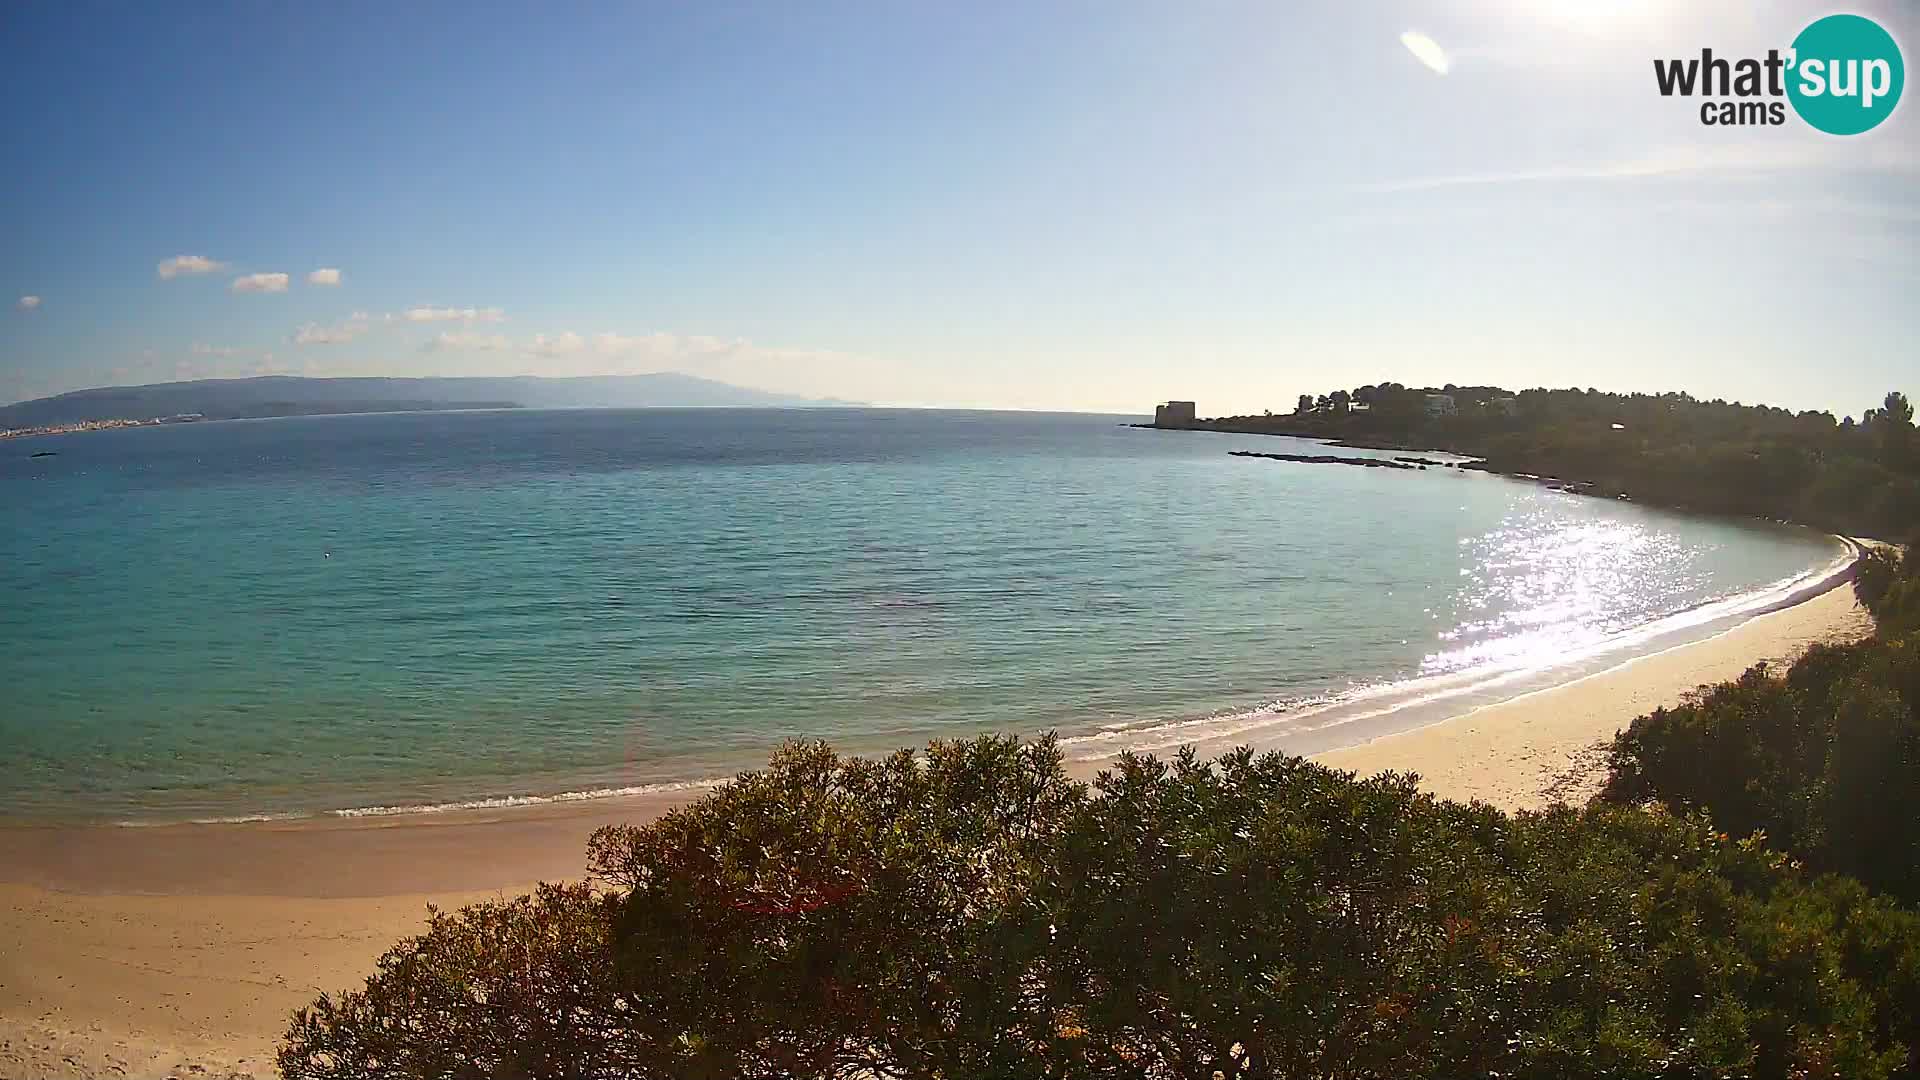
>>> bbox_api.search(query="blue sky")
[2,1,1915,416]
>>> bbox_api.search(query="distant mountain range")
[0,374,860,428]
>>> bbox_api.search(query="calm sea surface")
[0,408,1846,823]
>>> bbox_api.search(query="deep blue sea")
[0,408,1847,823]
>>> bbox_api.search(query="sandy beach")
[0,579,1875,1079]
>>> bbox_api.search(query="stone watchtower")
[1154,401,1196,428]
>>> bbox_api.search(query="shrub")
[283,738,1920,1079]
[278,882,644,1079]
[1602,631,1920,903]
[1859,542,1920,637]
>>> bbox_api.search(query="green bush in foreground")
[283,737,1920,1079]
[1602,549,1920,901]
[1858,542,1920,638]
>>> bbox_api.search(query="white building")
[1423,393,1456,417]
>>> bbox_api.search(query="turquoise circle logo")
[1787,14,1904,135]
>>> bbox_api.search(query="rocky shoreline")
[1227,449,1444,471]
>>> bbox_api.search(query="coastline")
[4,530,1855,834]
[0,558,1877,1079]
[1313,577,1872,811]
[1149,420,1883,541]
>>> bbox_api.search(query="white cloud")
[307,268,343,286]
[15,295,40,311]
[486,327,884,401]
[232,272,291,294]
[1400,31,1450,75]
[403,306,505,323]
[591,332,675,355]
[522,330,738,359]
[157,255,226,279]
[191,343,244,357]
[426,330,511,351]
[293,312,372,346]
[525,331,586,356]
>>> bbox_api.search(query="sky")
[1,0,1915,417]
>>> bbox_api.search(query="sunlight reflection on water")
[1424,511,1711,676]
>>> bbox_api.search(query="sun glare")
[1400,30,1451,75]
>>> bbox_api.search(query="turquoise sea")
[0,408,1848,824]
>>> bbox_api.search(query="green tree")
[1886,391,1916,428]
[1881,391,1915,465]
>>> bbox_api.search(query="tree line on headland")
[1188,383,1919,541]
[280,385,1920,1079]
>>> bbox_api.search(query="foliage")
[278,882,642,1079]
[1859,542,1920,637]
[284,737,1920,1079]
[1602,547,1920,900]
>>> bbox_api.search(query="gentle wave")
[112,778,737,825]
[111,540,1856,827]
[323,778,730,819]
[115,811,310,827]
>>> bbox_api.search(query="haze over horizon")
[3,1,1915,418]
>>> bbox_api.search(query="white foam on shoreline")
[108,780,733,826]
[323,777,729,819]
[115,811,310,827]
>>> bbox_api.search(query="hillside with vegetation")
[1188,385,1919,540]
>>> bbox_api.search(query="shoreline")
[0,533,1857,836]
[1146,421,1877,541]
[0,554,1878,1078]
[0,540,1862,896]
[1314,576,1871,811]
